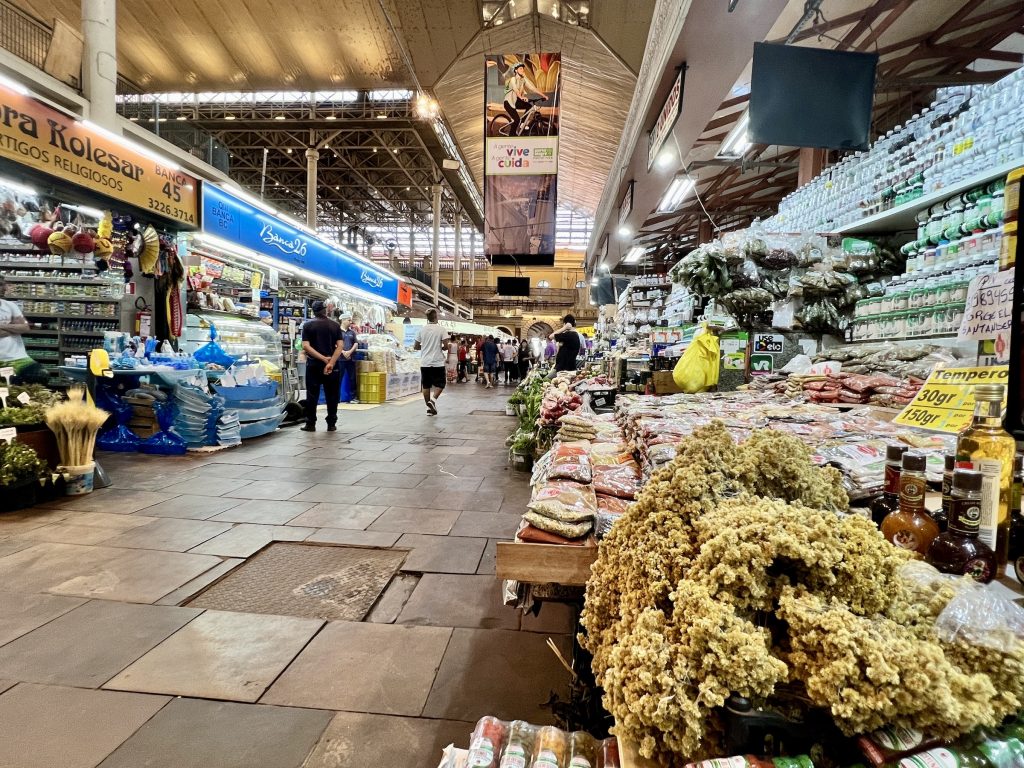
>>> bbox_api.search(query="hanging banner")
[0,83,198,227]
[484,52,561,267]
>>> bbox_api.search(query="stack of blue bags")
[172,384,241,448]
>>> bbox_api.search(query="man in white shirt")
[501,339,518,385]
[414,308,450,416]
[0,275,45,384]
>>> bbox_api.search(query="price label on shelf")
[16,392,31,405]
[958,270,1014,340]
[0,366,13,381]
[0,427,15,444]
[893,365,1009,433]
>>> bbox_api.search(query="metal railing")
[0,2,55,76]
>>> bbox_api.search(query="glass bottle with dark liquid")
[882,451,939,556]
[926,468,996,583]
[871,444,908,526]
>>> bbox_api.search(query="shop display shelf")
[495,540,598,586]
[58,330,111,337]
[833,159,1024,235]
[23,313,120,320]
[22,329,59,336]
[851,332,963,344]
[13,296,122,304]
[0,260,91,270]
[3,276,121,285]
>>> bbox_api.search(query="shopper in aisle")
[544,337,556,364]
[518,338,530,380]
[445,335,459,384]
[502,339,518,385]
[0,275,46,384]
[300,300,344,432]
[551,314,582,373]
[338,314,359,404]
[415,308,449,416]
[481,334,499,388]
[457,338,469,382]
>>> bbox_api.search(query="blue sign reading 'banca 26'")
[201,184,399,303]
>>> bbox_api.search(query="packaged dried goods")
[522,511,592,539]
[592,462,642,500]
[527,481,597,523]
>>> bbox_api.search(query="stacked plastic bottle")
[765,67,1024,233]
[464,717,619,768]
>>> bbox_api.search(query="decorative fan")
[138,224,159,274]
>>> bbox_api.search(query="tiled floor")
[0,383,574,767]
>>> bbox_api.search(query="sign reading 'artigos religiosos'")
[0,83,198,226]
[200,184,398,303]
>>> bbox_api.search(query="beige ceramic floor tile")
[304,528,402,548]
[224,480,314,500]
[102,518,232,552]
[396,574,518,631]
[302,711,473,768]
[137,495,243,520]
[261,621,451,716]
[0,592,86,647]
[19,522,121,546]
[288,503,388,530]
[0,601,200,687]
[395,534,487,574]
[208,499,314,525]
[42,489,178,514]
[0,543,223,603]
[62,512,158,530]
[290,482,375,502]
[450,511,520,539]
[188,524,313,557]
[160,476,254,497]
[368,507,460,536]
[106,610,323,702]
[97,697,332,768]
[0,683,169,768]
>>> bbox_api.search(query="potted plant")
[0,441,49,513]
[507,388,526,416]
[507,427,537,471]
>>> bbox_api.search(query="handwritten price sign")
[958,270,1014,340]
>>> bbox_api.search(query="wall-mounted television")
[497,276,531,296]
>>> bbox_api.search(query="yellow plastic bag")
[672,329,720,393]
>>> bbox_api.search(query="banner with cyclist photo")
[484,52,561,266]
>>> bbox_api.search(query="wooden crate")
[495,541,598,586]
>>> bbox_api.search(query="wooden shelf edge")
[495,540,598,586]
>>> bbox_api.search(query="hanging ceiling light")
[657,175,696,213]
[717,111,751,159]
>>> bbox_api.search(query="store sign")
[647,67,685,170]
[201,184,399,303]
[0,83,198,226]
[397,283,413,307]
[893,365,1009,433]
[753,332,784,354]
[483,52,561,266]
[750,353,774,375]
[958,269,1014,340]
[619,181,634,226]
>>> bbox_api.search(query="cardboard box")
[357,361,375,374]
[652,371,684,395]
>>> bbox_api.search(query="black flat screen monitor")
[497,276,531,296]
[750,42,878,151]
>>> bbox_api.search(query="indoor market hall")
[0,1,1023,767]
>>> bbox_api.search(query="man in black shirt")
[301,300,343,432]
[551,313,581,373]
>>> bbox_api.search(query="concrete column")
[305,148,318,229]
[82,0,118,130]
[431,184,442,306]
[470,229,477,287]
[453,214,462,288]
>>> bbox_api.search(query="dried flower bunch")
[580,422,1024,766]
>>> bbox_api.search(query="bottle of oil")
[956,383,1015,569]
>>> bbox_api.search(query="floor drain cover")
[185,543,406,622]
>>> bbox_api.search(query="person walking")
[338,314,359,404]
[550,313,581,373]
[544,337,556,365]
[518,338,530,381]
[475,336,486,383]
[457,339,469,382]
[301,300,344,432]
[481,335,499,389]
[415,308,449,416]
[445,335,458,384]
[501,339,517,385]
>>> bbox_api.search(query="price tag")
[0,387,8,408]
[16,392,31,405]
[958,270,1014,340]
[893,365,1009,433]
[0,366,13,383]
[0,427,16,444]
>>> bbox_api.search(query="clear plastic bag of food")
[933,576,1024,652]
[593,462,641,499]
[528,480,597,522]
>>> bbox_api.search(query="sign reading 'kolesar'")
[0,83,198,226]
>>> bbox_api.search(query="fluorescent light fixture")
[80,120,181,171]
[0,73,29,95]
[623,246,646,264]
[617,224,631,238]
[657,175,696,213]
[718,111,751,159]
[0,178,37,197]
[62,203,104,219]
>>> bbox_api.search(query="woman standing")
[518,338,530,381]
[446,336,459,383]
[457,338,469,382]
